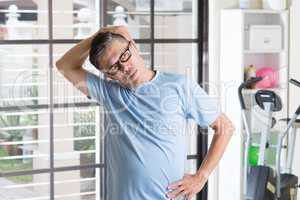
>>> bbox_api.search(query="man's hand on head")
[98,25,132,41]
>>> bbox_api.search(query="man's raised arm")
[56,26,132,97]
[56,33,95,97]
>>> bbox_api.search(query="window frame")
[0,1,209,200]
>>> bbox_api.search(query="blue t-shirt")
[86,71,220,200]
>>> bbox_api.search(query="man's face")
[98,39,143,88]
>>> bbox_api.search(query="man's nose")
[120,63,132,73]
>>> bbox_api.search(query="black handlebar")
[290,79,300,88]
[238,77,263,110]
[244,77,263,88]
[290,78,300,115]
[238,78,300,114]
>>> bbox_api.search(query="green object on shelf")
[249,145,259,166]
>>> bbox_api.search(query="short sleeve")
[86,71,107,105]
[183,79,221,127]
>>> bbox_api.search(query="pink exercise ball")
[255,67,279,88]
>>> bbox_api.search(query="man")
[56,26,234,200]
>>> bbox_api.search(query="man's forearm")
[196,131,233,179]
[56,26,132,71]
[56,33,96,70]
[196,114,234,180]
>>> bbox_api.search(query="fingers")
[167,186,192,200]
[167,175,197,200]
[167,179,183,199]
[168,180,183,190]
[100,25,132,41]
[173,190,188,200]
[111,26,132,40]
[167,185,185,198]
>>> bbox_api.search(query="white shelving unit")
[219,9,289,200]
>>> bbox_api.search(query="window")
[0,1,208,199]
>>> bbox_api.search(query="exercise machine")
[239,78,300,200]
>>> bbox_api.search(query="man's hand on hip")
[166,172,208,200]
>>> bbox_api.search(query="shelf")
[224,9,288,14]
[241,9,288,14]
[244,49,285,54]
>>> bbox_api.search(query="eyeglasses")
[103,41,132,76]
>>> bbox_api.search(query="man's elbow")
[212,113,235,136]
[55,59,64,70]
[55,59,71,75]
[223,114,235,136]
[226,121,235,136]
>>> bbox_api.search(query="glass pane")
[55,168,100,200]
[53,44,98,105]
[107,0,150,39]
[53,107,101,167]
[154,0,198,39]
[0,173,49,199]
[53,0,99,39]
[0,109,50,173]
[137,43,151,67]
[154,43,198,78]
[0,1,48,40]
[0,45,49,108]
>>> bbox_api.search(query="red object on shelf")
[255,67,279,88]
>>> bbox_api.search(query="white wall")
[289,1,300,200]
[208,0,300,200]
[208,2,239,200]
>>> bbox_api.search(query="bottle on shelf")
[244,64,257,89]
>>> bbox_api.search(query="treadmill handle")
[238,77,262,109]
[290,79,300,88]
[296,106,300,115]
